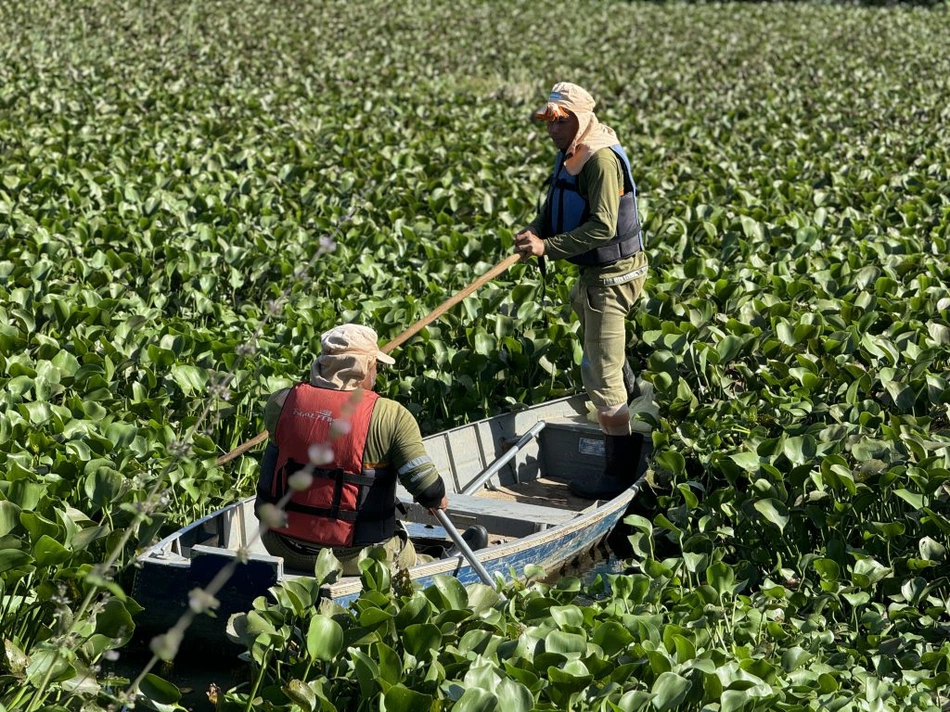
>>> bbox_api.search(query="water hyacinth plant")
[2,0,950,710]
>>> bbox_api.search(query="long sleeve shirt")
[528,147,641,287]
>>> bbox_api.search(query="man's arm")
[371,400,447,513]
[263,388,290,437]
[517,150,623,261]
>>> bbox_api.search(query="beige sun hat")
[532,82,597,122]
[532,81,620,176]
[319,324,394,365]
[310,324,394,390]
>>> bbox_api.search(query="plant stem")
[245,649,270,712]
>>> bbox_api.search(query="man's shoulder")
[588,146,624,169]
[369,396,424,446]
[267,387,292,406]
[370,395,414,421]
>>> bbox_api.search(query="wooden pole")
[215,253,522,466]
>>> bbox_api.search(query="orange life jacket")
[268,384,395,547]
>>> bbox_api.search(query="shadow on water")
[553,485,658,586]
[105,638,249,711]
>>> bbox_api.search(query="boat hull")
[131,394,652,649]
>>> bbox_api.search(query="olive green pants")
[262,527,427,576]
[571,257,648,411]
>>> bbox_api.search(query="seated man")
[255,323,454,574]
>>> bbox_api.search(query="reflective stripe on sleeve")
[397,456,433,476]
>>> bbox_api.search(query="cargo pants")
[262,525,427,575]
[570,251,648,411]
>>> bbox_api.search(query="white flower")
[288,471,314,491]
[329,419,352,439]
[257,503,287,529]
[188,587,220,614]
[308,443,334,465]
[150,629,183,661]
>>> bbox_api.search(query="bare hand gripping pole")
[216,253,522,466]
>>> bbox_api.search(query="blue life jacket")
[541,144,643,267]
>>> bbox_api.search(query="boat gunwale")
[137,392,638,598]
[317,476,644,598]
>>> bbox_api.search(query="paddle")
[434,509,503,597]
[216,252,522,466]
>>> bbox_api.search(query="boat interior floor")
[476,476,596,513]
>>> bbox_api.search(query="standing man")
[256,324,466,574]
[515,82,648,499]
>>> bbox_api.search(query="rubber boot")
[444,525,490,558]
[569,433,643,499]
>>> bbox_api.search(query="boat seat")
[397,487,578,538]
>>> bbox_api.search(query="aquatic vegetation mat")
[0,0,948,709]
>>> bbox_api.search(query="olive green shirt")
[265,388,442,500]
[528,147,641,287]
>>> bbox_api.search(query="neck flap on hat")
[563,112,619,176]
[310,353,372,391]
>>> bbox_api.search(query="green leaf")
[306,614,343,662]
[550,605,585,629]
[893,489,924,509]
[169,364,208,395]
[84,467,124,507]
[350,649,380,699]
[592,620,635,656]
[706,562,736,598]
[716,334,744,363]
[0,501,21,537]
[138,673,182,705]
[884,380,915,411]
[753,498,789,533]
[654,450,685,475]
[919,536,947,561]
[33,535,71,566]
[781,646,811,672]
[284,679,317,711]
[375,642,402,685]
[4,639,28,677]
[453,688,497,712]
[495,677,533,712]
[402,623,441,659]
[104,421,138,448]
[94,599,135,641]
[783,435,816,466]
[314,547,342,584]
[24,401,53,424]
[26,647,72,686]
[0,549,32,573]
[720,689,750,712]
[544,630,588,657]
[428,575,468,609]
[651,671,691,710]
[813,558,840,583]
[381,684,433,712]
[52,350,81,376]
